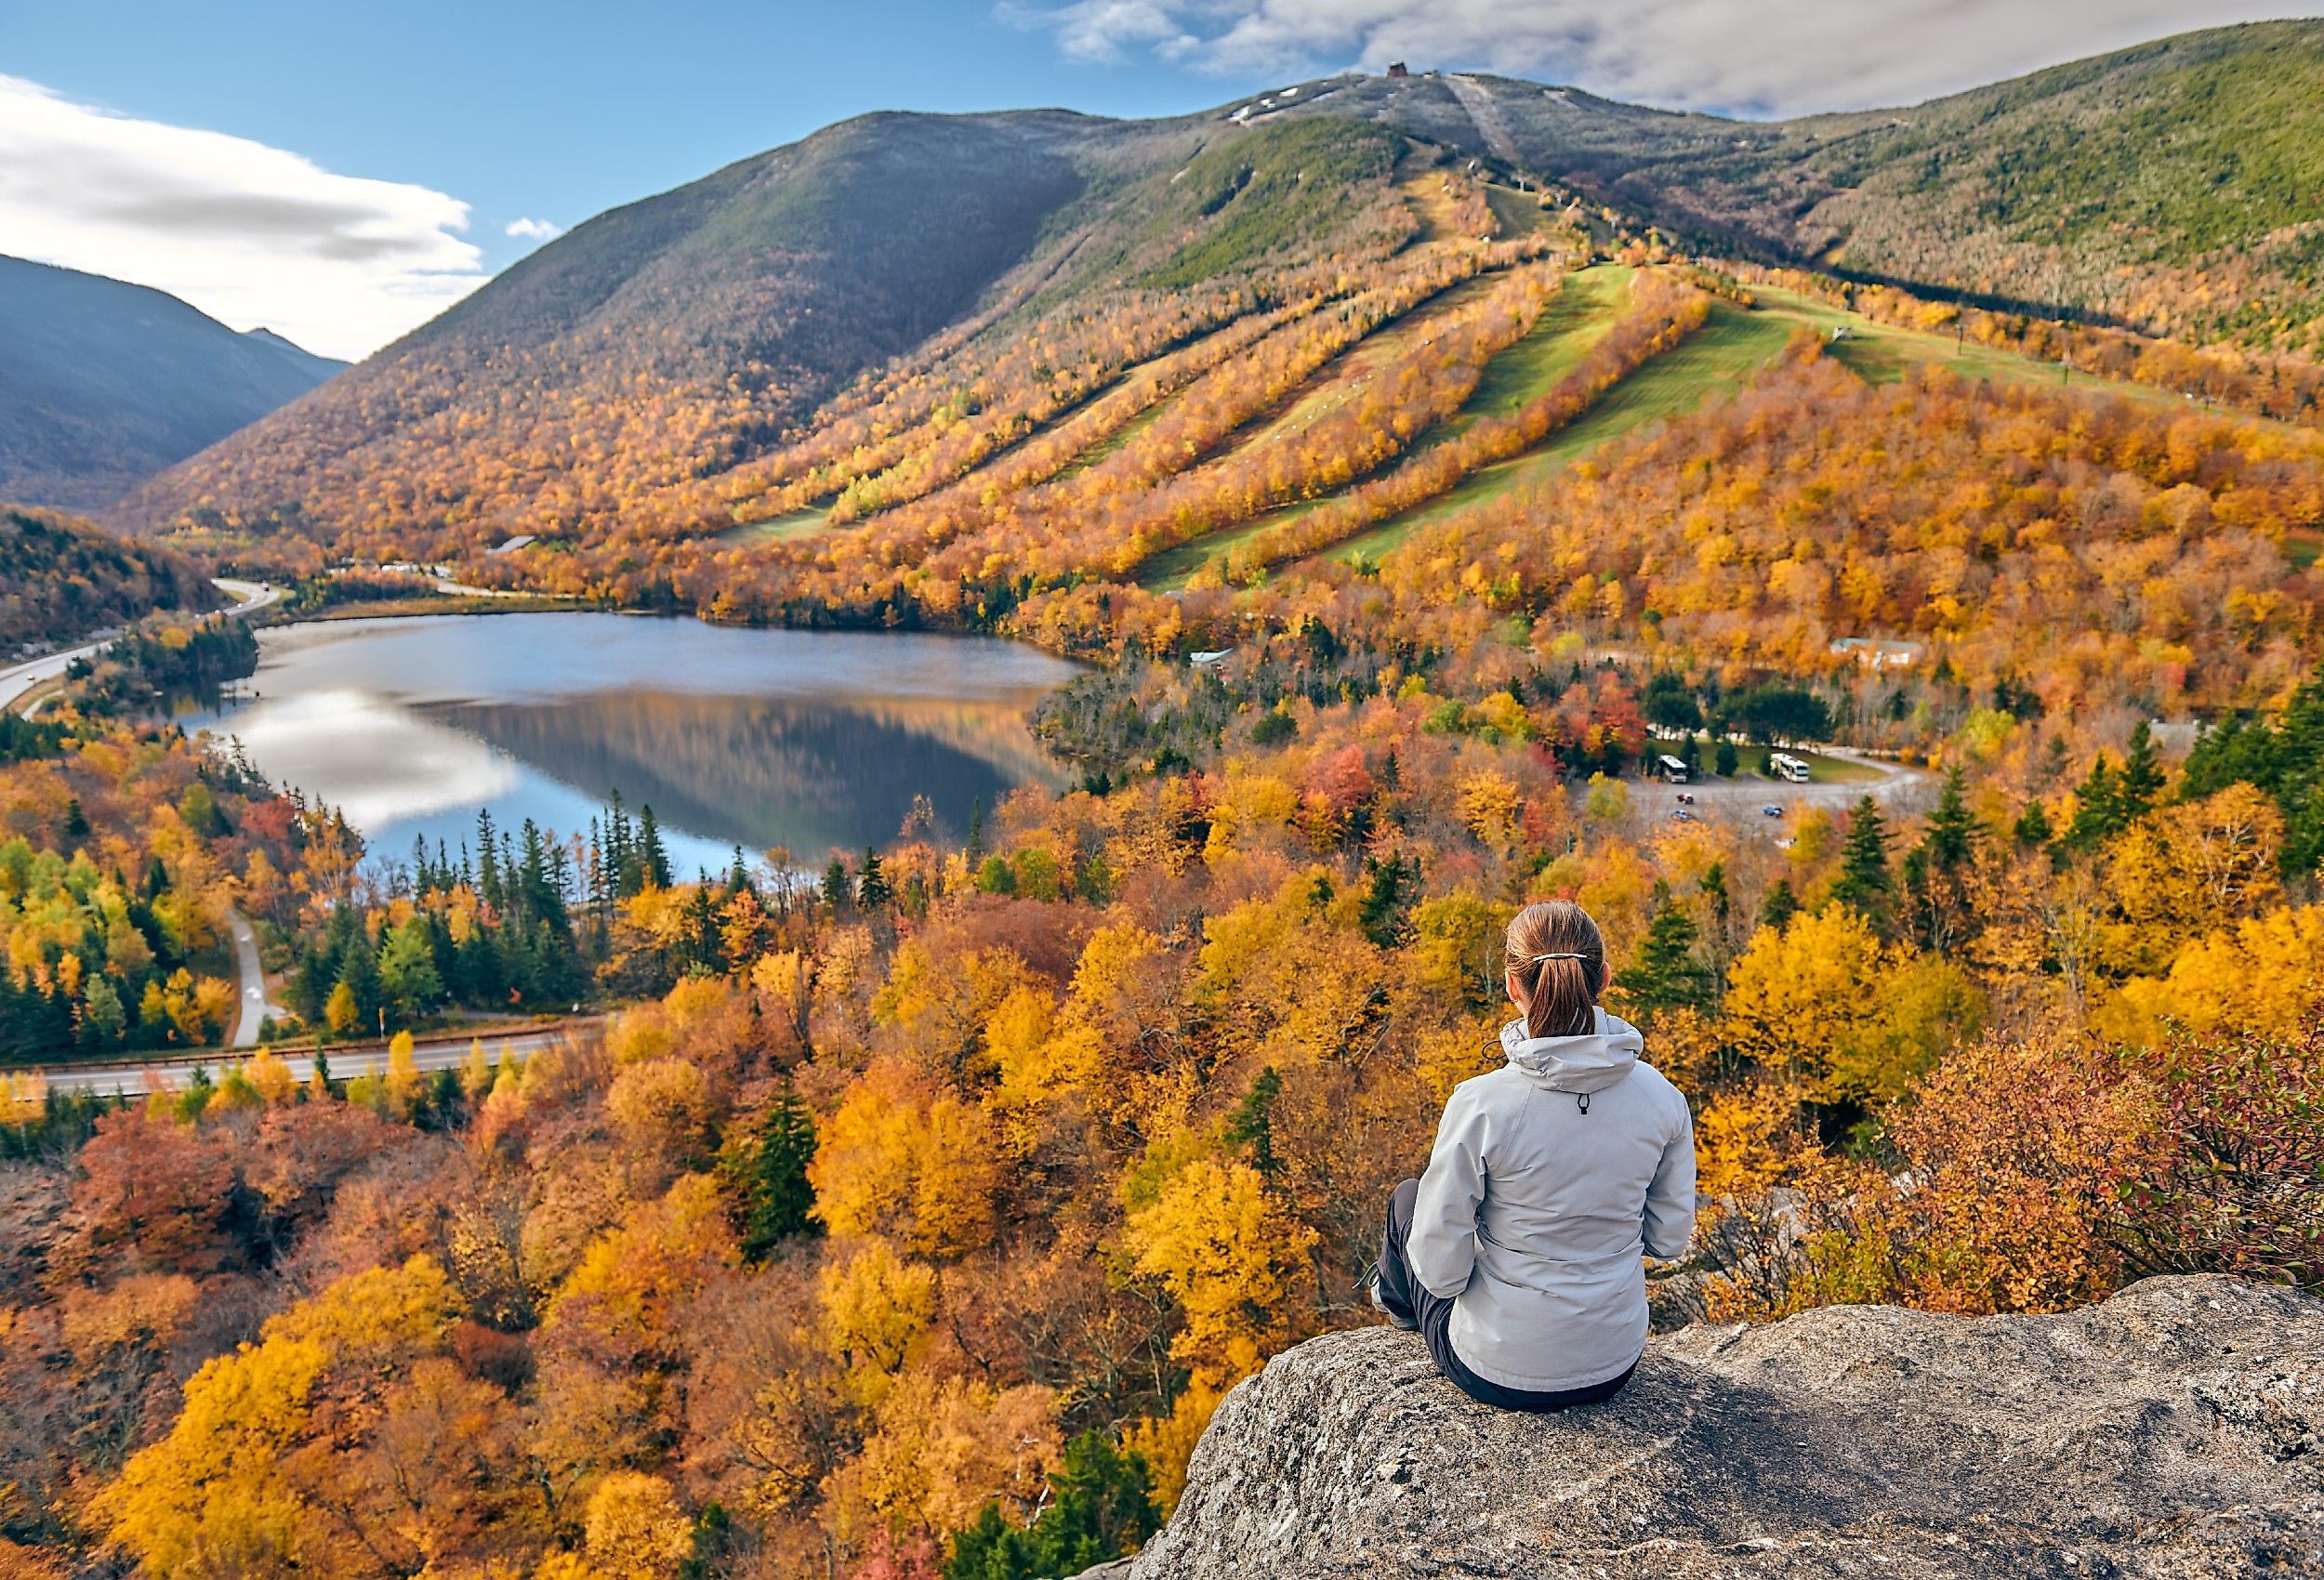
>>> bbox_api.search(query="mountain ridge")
[119,20,2324,564]
[0,255,343,514]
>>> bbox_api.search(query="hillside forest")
[4,30,2324,1580]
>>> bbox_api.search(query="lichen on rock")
[1123,1275,2324,1578]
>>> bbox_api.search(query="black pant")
[1377,1178,1637,1413]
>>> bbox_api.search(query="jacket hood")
[1499,1008,1644,1093]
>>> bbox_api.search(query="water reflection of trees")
[429,690,1062,856]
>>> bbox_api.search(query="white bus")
[1769,751,1812,783]
[1656,753,1689,783]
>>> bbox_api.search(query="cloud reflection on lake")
[194,612,1080,876]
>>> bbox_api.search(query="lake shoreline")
[193,610,1080,876]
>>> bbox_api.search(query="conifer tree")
[729,1088,819,1261]
[1830,796,1894,924]
[856,847,892,909]
[2118,720,2165,823]
[1357,851,1415,947]
[636,805,673,890]
[475,808,504,912]
[1759,877,1801,934]
[1615,893,1713,1016]
[1221,1067,1281,1177]
[1921,768,1978,870]
[2064,757,2124,850]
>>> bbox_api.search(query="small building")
[1189,649,1234,669]
[488,534,536,556]
[1386,62,1409,78]
[1829,636,1922,670]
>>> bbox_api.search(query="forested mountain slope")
[0,506,217,653]
[0,256,342,512]
[125,20,2324,573]
[1271,21,2324,351]
[121,109,1425,564]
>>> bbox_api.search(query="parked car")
[1670,808,1698,823]
[1761,804,1785,818]
[1674,792,1697,805]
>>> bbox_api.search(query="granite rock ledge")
[1118,1275,2324,1579]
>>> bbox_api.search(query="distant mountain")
[0,256,344,512]
[122,20,2324,557]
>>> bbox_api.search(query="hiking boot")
[1361,1260,1419,1331]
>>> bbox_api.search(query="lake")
[191,612,1081,877]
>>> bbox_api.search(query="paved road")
[0,632,113,712]
[6,578,293,1061]
[226,908,290,1048]
[29,1023,592,1098]
[1644,746,1930,826]
[0,577,282,713]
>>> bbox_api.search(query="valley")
[1,20,2322,1580]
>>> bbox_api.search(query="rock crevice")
[1126,1276,2324,1578]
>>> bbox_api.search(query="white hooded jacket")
[1407,1008,1696,1392]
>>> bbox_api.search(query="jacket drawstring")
[1576,1092,1591,1114]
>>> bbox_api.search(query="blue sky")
[4,1,1250,284]
[1,0,2302,358]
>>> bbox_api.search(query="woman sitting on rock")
[1367,899,1696,1410]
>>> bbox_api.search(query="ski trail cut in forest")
[1327,296,1795,565]
[718,505,834,545]
[1446,75,1525,167]
[1138,265,1630,590]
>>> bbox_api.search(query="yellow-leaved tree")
[1119,1152,1316,1514]
[1723,905,1983,1105]
[809,1058,1000,1257]
[98,1257,462,1578]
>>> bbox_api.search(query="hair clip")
[1530,952,1589,962]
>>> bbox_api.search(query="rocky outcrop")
[1128,1276,2324,1578]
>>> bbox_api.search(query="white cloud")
[1009,0,2312,116]
[0,74,486,361]
[506,216,562,242]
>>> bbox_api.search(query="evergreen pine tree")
[1614,894,1713,1016]
[337,928,383,1031]
[1357,852,1415,947]
[855,848,892,909]
[687,882,723,971]
[2013,800,2055,848]
[2063,757,2123,849]
[1829,796,1893,919]
[636,805,673,890]
[1759,877,1801,934]
[1921,768,1977,869]
[475,809,505,913]
[2118,720,2165,822]
[730,1088,819,1261]
[1713,738,1738,778]
[1221,1067,1281,1176]
[821,857,852,910]
[944,1432,1157,1580]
